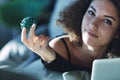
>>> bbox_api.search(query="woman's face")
[81,0,119,47]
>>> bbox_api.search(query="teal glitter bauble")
[20,17,37,31]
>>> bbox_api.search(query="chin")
[83,39,98,47]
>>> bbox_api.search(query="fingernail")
[22,27,26,30]
[32,23,36,28]
[33,23,36,26]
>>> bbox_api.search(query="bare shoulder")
[48,35,70,59]
[49,35,69,50]
[49,35,69,46]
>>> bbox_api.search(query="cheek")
[81,14,90,32]
[101,29,116,43]
[81,15,87,29]
[82,14,91,27]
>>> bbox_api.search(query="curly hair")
[57,0,92,45]
[57,0,120,57]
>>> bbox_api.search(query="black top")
[41,37,91,73]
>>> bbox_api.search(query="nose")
[89,18,98,30]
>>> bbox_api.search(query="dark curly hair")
[57,0,92,45]
[57,0,120,57]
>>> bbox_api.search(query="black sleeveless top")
[41,38,91,73]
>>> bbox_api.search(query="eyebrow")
[104,15,116,21]
[89,6,116,21]
[90,6,96,12]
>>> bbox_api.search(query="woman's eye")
[88,10,95,16]
[103,19,112,25]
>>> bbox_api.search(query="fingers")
[28,23,36,46]
[21,27,29,47]
[21,23,50,54]
[36,37,40,48]
[38,35,50,48]
[21,23,36,48]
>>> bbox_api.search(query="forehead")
[90,0,116,12]
[89,0,119,20]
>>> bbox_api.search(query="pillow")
[63,71,91,80]
[0,36,32,70]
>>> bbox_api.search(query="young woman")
[21,0,120,73]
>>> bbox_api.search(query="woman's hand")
[21,23,56,62]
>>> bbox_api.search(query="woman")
[21,0,120,73]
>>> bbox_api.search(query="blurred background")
[0,0,68,71]
[0,0,56,50]
[0,0,73,79]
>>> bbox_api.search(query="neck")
[81,44,107,59]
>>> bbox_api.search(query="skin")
[21,0,119,68]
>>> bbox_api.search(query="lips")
[86,30,98,38]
